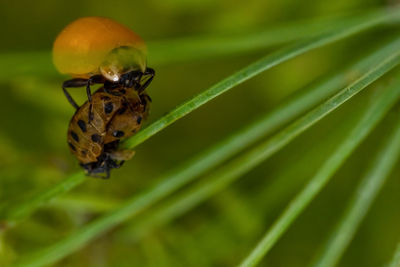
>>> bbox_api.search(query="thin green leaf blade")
[116,37,400,240]
[123,8,400,149]
[14,37,400,267]
[1,172,85,226]
[238,77,400,267]
[388,243,400,267]
[311,110,400,267]
[3,10,397,227]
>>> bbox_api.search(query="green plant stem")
[117,37,400,241]
[33,38,400,222]
[148,10,381,66]
[10,38,398,224]
[9,36,397,235]
[311,111,400,267]
[1,172,85,227]
[14,39,400,267]
[238,79,400,267]
[123,8,400,149]
[3,10,396,228]
[388,242,400,267]
[50,194,121,213]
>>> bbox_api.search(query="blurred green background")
[1,0,400,266]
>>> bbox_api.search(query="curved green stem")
[14,35,400,267]
[2,8,394,228]
[311,110,400,267]
[123,8,400,149]
[388,242,400,267]
[238,73,400,267]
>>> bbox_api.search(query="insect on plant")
[4,5,400,267]
[53,16,155,177]
[67,87,151,178]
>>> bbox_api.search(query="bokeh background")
[1,0,400,266]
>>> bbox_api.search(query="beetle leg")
[120,70,142,89]
[86,75,106,122]
[139,93,152,113]
[104,168,110,179]
[118,161,125,167]
[86,75,104,102]
[62,78,89,109]
[134,72,143,90]
[88,103,94,122]
[62,87,79,109]
[137,67,155,94]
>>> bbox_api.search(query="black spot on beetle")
[77,120,87,132]
[113,130,125,138]
[70,131,79,142]
[91,134,101,143]
[118,104,127,115]
[81,150,87,156]
[68,142,76,151]
[101,95,111,101]
[104,102,114,114]
[104,140,119,151]
[137,116,142,124]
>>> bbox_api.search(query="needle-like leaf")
[311,110,400,267]
[14,33,400,267]
[238,70,400,267]
[3,8,395,228]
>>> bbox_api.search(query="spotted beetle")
[67,87,151,178]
